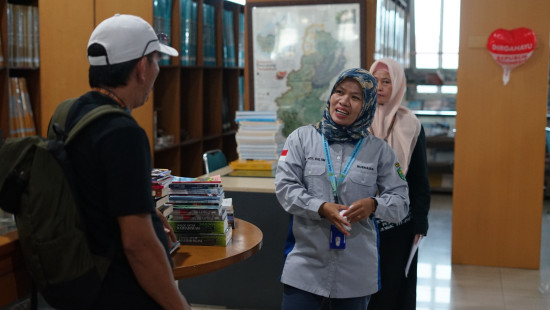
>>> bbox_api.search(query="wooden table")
[171,218,263,279]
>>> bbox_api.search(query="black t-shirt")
[66,91,170,309]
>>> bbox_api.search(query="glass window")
[414,0,461,69]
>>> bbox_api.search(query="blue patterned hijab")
[313,68,377,143]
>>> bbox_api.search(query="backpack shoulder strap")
[47,98,78,140]
[65,104,130,145]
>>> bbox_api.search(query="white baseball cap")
[87,14,178,66]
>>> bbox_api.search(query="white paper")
[405,235,424,277]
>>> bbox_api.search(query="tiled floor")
[192,194,550,310]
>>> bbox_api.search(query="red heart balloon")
[486,27,536,84]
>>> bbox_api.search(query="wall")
[39,0,154,148]
[452,0,550,268]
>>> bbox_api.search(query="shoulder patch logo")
[395,162,406,181]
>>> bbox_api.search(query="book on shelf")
[0,30,4,67]
[222,84,231,131]
[202,3,216,66]
[7,4,39,68]
[180,0,197,65]
[222,9,236,67]
[8,77,36,138]
[168,216,228,234]
[238,75,244,111]
[176,226,232,246]
[238,12,244,67]
[229,159,277,171]
[153,0,173,65]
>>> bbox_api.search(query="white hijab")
[369,58,421,175]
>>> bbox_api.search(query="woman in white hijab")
[367,58,431,310]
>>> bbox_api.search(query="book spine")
[230,163,275,170]
[169,219,228,234]
[170,214,225,221]
[169,203,221,209]
[172,208,223,216]
[176,228,232,246]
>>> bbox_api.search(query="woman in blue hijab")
[275,68,410,310]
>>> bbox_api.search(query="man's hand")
[156,208,177,248]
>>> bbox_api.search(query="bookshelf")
[0,0,244,179]
[0,0,40,140]
[153,0,244,177]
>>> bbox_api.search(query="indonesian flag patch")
[279,149,288,161]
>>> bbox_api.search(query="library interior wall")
[452,0,550,269]
[39,0,155,149]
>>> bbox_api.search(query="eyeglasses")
[141,33,169,57]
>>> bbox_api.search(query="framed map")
[248,0,365,136]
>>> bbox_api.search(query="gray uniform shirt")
[275,125,409,298]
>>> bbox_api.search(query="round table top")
[171,218,263,279]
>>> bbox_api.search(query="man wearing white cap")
[61,14,190,309]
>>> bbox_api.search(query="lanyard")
[92,87,128,111]
[322,136,364,204]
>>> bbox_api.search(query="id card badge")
[330,224,346,249]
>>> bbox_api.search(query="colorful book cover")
[169,203,222,209]
[168,217,228,234]
[171,175,222,183]
[171,207,224,216]
[170,209,226,221]
[176,227,232,246]
[169,187,223,195]
[229,159,277,171]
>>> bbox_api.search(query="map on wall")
[251,3,362,136]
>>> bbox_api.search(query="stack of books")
[234,111,285,161]
[229,159,277,177]
[151,168,173,217]
[166,175,232,246]
[7,3,39,68]
[8,77,35,137]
